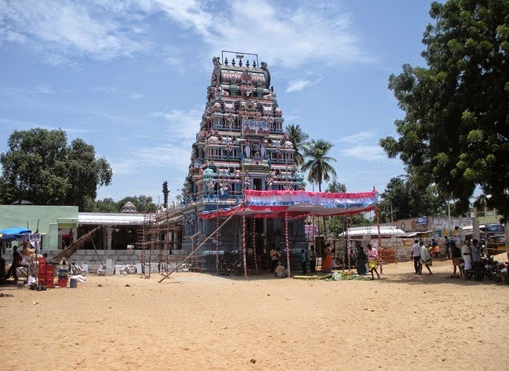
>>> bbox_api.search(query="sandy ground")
[1,259,508,371]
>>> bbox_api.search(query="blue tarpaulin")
[0,228,32,242]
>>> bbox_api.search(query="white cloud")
[336,130,386,161]
[201,0,371,69]
[129,92,144,99]
[340,130,379,145]
[108,106,204,177]
[151,107,203,142]
[111,143,189,175]
[0,0,370,69]
[340,145,386,162]
[0,0,149,64]
[286,77,322,93]
[37,85,55,95]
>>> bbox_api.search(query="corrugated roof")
[78,213,146,225]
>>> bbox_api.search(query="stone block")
[105,259,114,276]
[150,262,159,273]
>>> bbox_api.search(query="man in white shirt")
[274,262,287,278]
[462,239,472,278]
[420,241,433,275]
[411,239,422,274]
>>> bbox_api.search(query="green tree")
[0,128,112,210]
[118,195,156,213]
[378,177,448,223]
[92,197,119,213]
[380,0,509,221]
[285,124,309,167]
[302,139,337,192]
[326,177,347,193]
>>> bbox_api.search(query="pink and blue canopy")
[201,190,378,219]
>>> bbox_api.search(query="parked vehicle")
[498,260,508,284]
[468,255,505,282]
[485,234,506,257]
[218,255,242,276]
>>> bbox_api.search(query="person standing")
[470,238,482,280]
[367,244,380,280]
[308,246,317,273]
[322,244,333,273]
[420,241,433,275]
[433,241,440,259]
[300,249,307,275]
[269,246,278,273]
[356,245,367,275]
[6,246,22,282]
[462,239,472,279]
[411,239,422,275]
[444,236,451,259]
[0,246,6,282]
[450,239,463,277]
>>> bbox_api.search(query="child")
[275,262,287,278]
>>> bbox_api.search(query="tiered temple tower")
[181,52,306,266]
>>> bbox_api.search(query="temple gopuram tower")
[181,51,306,268]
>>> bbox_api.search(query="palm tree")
[285,124,309,167]
[302,139,337,192]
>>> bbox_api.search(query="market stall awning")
[201,190,378,219]
[0,227,32,241]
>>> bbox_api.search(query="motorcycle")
[218,256,242,276]
[497,260,508,284]
[469,256,504,282]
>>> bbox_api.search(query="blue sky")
[0,0,434,205]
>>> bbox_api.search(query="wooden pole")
[158,206,239,283]
[285,209,291,278]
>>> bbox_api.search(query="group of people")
[411,239,433,276]
[355,244,381,280]
[269,243,382,280]
[270,245,316,278]
[411,237,486,279]
[450,237,482,279]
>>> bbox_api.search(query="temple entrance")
[253,178,263,191]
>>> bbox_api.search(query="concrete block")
[105,259,114,276]
[150,262,159,273]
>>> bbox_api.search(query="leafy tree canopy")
[0,128,112,210]
[117,195,157,213]
[380,0,509,221]
[326,178,347,193]
[378,176,447,223]
[88,196,157,213]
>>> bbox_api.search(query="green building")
[0,205,78,250]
